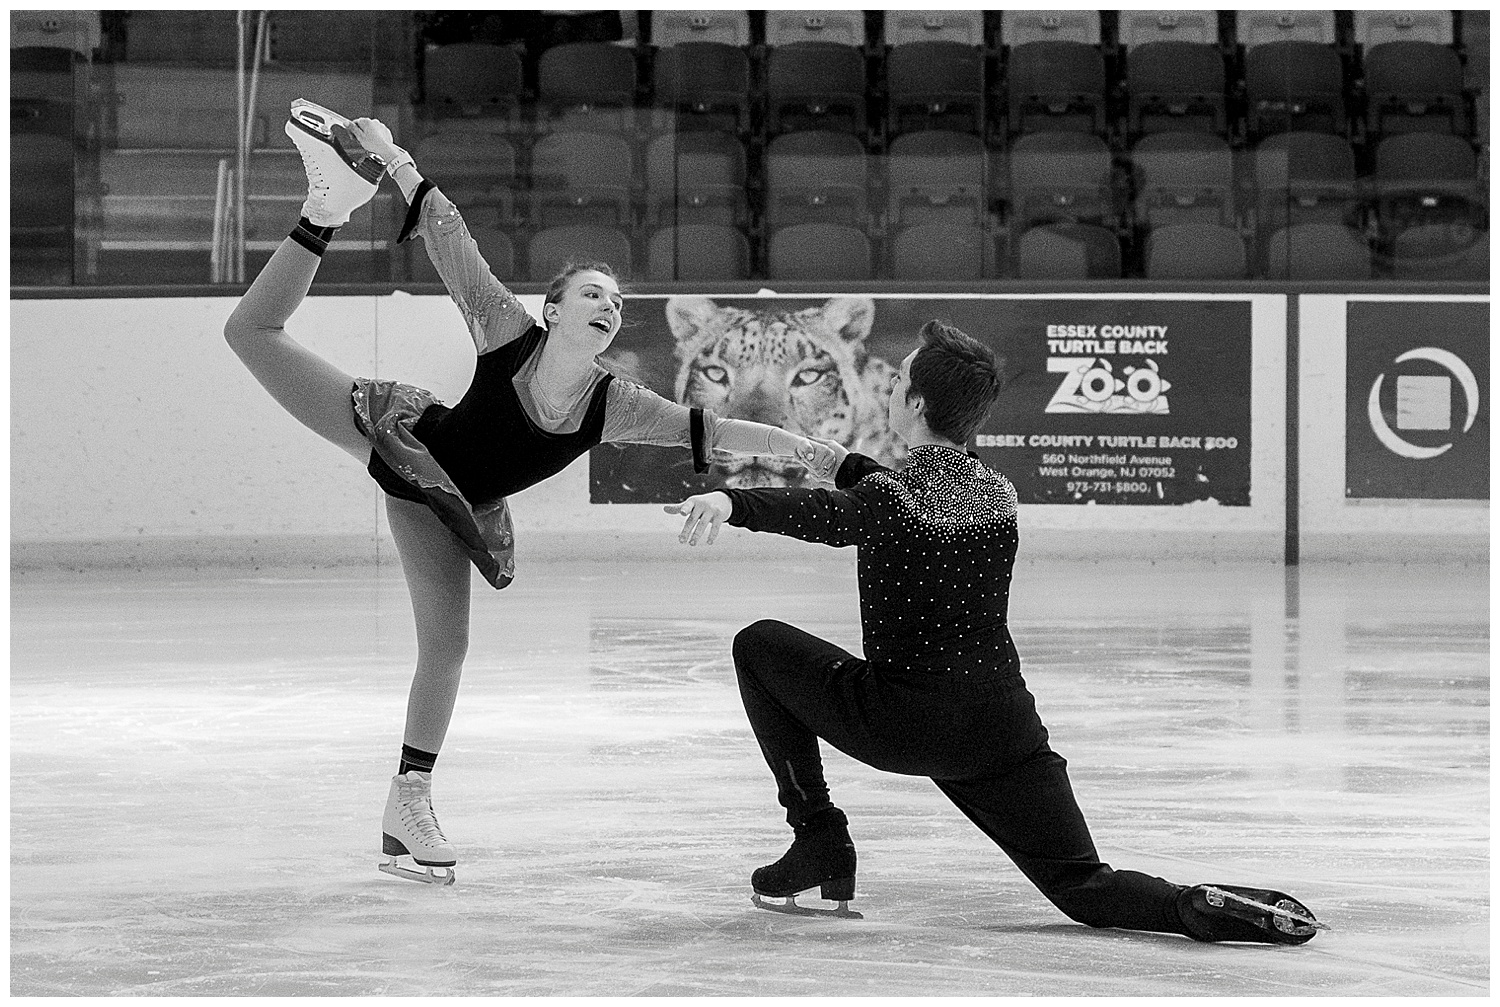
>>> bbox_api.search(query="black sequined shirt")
[725,444,1021,682]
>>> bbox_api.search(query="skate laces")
[395,779,449,844]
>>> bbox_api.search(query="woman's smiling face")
[547,269,623,346]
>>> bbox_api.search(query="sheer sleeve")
[600,380,723,453]
[406,185,534,356]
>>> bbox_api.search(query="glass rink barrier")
[9,10,1489,287]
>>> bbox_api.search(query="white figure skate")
[378,771,457,886]
[284,98,383,226]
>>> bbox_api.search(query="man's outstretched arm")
[663,453,887,548]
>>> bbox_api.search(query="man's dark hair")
[905,319,1002,445]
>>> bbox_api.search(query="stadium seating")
[888,222,990,279]
[1126,40,1228,137]
[1007,131,1117,231]
[765,130,869,228]
[885,10,985,48]
[1006,40,1107,136]
[1263,223,1372,279]
[1355,12,1454,48]
[647,224,751,280]
[765,10,867,48]
[1363,41,1469,137]
[1244,41,1347,139]
[1001,11,1100,47]
[1016,222,1122,278]
[1117,10,1217,48]
[1236,11,1336,48]
[644,131,748,227]
[527,224,633,281]
[886,41,985,137]
[527,131,634,229]
[1145,223,1247,278]
[768,222,873,279]
[1130,132,1236,232]
[650,11,750,48]
[535,41,639,132]
[651,41,751,134]
[1253,132,1360,238]
[766,42,867,136]
[422,43,524,124]
[885,130,988,228]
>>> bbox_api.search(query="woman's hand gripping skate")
[664,491,733,547]
[347,117,410,174]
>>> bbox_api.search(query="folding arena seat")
[1371,133,1485,257]
[885,10,985,48]
[1355,12,1454,49]
[1117,10,1217,48]
[121,10,240,63]
[1460,10,1488,91]
[1144,223,1247,279]
[527,224,633,281]
[765,10,866,49]
[1263,223,1372,279]
[10,10,100,56]
[1363,42,1469,137]
[766,42,867,136]
[764,130,869,229]
[422,43,524,125]
[886,41,985,137]
[1130,132,1236,232]
[1007,131,1117,231]
[767,223,873,280]
[413,130,518,222]
[1016,223,1122,278]
[266,11,409,69]
[536,41,639,132]
[1236,11,1336,48]
[651,11,749,48]
[644,131,747,227]
[527,131,635,229]
[647,224,751,280]
[1253,132,1360,237]
[11,133,75,247]
[410,210,516,282]
[885,130,987,228]
[888,222,989,280]
[1243,41,1347,139]
[651,41,751,134]
[1001,11,1101,48]
[1385,224,1488,279]
[1005,40,1107,136]
[11,46,77,140]
[1126,40,1228,137]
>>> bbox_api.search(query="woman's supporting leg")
[385,496,472,754]
[223,237,368,461]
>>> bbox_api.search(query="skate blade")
[1202,886,1330,932]
[289,98,353,138]
[378,856,456,887]
[752,893,862,920]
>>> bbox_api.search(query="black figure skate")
[1180,884,1329,944]
[750,808,862,919]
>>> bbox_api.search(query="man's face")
[887,348,921,442]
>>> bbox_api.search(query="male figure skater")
[666,320,1325,943]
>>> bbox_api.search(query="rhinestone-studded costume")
[351,186,720,588]
[724,447,1292,939]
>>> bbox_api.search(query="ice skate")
[284,98,383,226]
[378,771,457,886]
[1180,884,1327,944]
[750,807,862,919]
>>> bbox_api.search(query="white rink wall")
[9,292,1485,569]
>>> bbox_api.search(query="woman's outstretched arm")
[354,118,533,355]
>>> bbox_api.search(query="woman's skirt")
[350,377,515,589]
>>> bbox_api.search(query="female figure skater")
[224,101,838,885]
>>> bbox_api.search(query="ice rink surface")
[10,557,1489,997]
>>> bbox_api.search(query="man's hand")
[663,491,732,546]
[797,436,848,483]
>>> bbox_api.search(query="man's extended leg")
[933,747,1195,937]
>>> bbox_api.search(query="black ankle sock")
[289,217,339,256]
[398,744,438,776]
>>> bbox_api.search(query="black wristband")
[396,179,437,244]
[289,217,338,256]
[690,408,709,474]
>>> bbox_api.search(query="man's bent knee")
[733,619,788,667]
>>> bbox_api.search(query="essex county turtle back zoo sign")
[975,299,1252,506]
[589,295,1252,507]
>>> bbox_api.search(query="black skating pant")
[732,619,1193,937]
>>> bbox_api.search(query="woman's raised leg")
[223,238,368,461]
